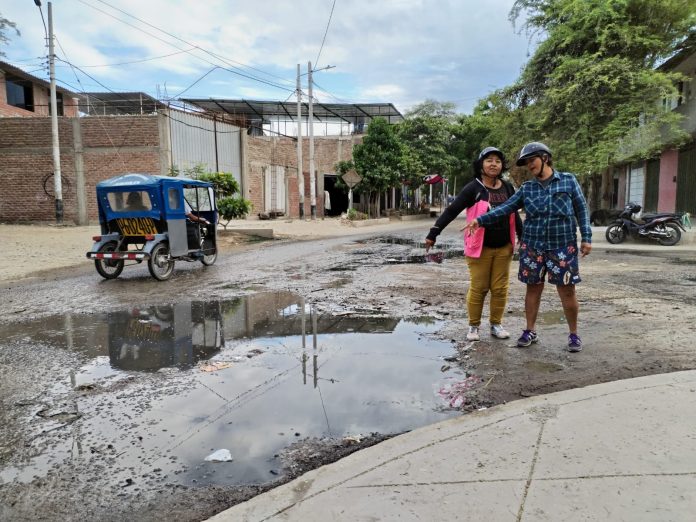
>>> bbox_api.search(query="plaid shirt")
[477,171,592,250]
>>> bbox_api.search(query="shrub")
[346,208,368,221]
[218,197,252,229]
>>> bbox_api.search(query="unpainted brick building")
[0,110,361,223]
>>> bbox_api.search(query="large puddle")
[0,292,465,487]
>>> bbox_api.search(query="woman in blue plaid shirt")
[468,142,592,352]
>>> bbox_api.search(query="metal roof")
[75,92,166,115]
[180,98,404,125]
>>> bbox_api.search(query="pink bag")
[463,200,490,258]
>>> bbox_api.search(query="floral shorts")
[518,243,581,286]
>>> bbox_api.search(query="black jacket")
[426,178,523,242]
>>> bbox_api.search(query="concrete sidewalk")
[211,371,696,521]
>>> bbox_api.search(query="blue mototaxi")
[86,173,218,281]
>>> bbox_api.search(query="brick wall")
[0,115,161,223]
[1,70,78,118]
[247,134,360,218]
[1,114,362,222]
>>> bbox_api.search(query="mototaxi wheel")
[201,249,217,266]
[605,224,627,244]
[148,242,175,281]
[657,223,681,246]
[94,241,124,279]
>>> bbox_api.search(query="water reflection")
[108,302,223,371]
[0,292,463,488]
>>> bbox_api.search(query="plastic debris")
[436,376,481,408]
[200,361,233,372]
[205,449,233,462]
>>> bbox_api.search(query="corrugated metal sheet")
[168,111,242,184]
[677,144,696,215]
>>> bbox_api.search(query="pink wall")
[617,165,627,208]
[658,149,679,212]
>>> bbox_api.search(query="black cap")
[515,142,552,166]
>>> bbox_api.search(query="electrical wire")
[69,47,197,68]
[314,0,337,70]
[79,0,295,92]
[167,66,219,100]
[312,79,353,103]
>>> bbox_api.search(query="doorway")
[323,175,348,216]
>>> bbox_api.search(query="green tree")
[351,118,404,217]
[171,165,252,227]
[196,172,252,227]
[0,13,18,57]
[396,106,459,206]
[502,0,696,175]
[405,99,458,121]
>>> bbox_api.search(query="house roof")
[0,60,76,96]
[180,98,404,125]
[658,35,696,71]
[75,92,166,115]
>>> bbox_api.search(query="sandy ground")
[0,217,428,282]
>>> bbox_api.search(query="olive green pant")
[465,245,514,327]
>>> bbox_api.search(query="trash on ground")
[205,449,233,462]
[200,361,234,372]
[436,376,481,408]
[343,434,363,444]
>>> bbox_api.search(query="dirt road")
[1,221,695,521]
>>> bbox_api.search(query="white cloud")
[1,0,533,113]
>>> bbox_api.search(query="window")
[168,188,181,210]
[47,90,64,116]
[107,191,153,212]
[184,187,212,211]
[6,77,34,112]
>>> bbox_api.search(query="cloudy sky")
[1,0,536,114]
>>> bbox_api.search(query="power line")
[312,79,353,104]
[68,47,197,68]
[167,67,219,100]
[314,0,337,70]
[80,0,295,92]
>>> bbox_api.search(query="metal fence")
[168,110,242,184]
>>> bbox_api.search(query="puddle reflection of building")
[222,292,399,340]
[108,302,223,372]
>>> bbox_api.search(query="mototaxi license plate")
[116,217,157,236]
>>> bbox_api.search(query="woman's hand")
[424,238,435,253]
[462,220,480,236]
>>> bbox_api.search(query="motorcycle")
[605,203,686,246]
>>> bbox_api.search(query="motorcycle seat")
[638,212,679,223]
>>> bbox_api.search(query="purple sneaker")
[568,333,583,352]
[517,329,539,348]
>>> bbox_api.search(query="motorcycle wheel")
[201,251,217,266]
[94,241,124,279]
[658,223,681,246]
[148,242,175,281]
[605,224,626,244]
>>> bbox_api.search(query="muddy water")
[0,292,462,487]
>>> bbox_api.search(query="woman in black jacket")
[425,147,522,341]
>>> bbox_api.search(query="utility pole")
[48,2,63,223]
[296,64,305,219]
[308,61,317,219]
